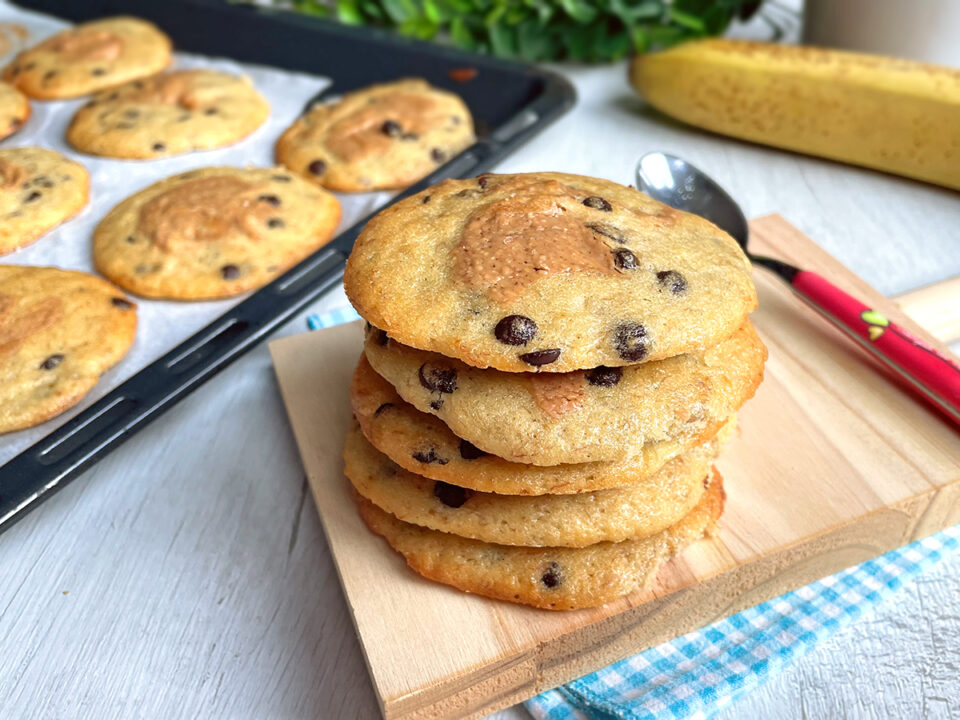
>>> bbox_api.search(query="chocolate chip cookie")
[93,166,341,299]
[346,422,716,547]
[0,81,29,139]
[67,70,269,159]
[344,172,757,372]
[362,321,765,465]
[2,16,172,100]
[0,147,90,255]
[0,265,137,434]
[351,352,736,494]
[356,469,724,610]
[275,78,474,192]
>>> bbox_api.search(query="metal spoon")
[636,151,960,428]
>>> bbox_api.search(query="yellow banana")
[630,39,960,190]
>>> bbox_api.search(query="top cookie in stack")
[345,172,757,373]
[343,171,765,610]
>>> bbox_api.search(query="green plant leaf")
[559,0,599,24]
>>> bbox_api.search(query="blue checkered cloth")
[305,307,960,720]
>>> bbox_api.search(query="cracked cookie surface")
[276,78,474,192]
[2,16,171,100]
[0,265,137,434]
[344,172,757,372]
[68,70,269,159]
[93,166,341,299]
[0,81,29,140]
[0,147,89,255]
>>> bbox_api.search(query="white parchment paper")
[0,1,392,463]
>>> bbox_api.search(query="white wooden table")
[2,62,959,720]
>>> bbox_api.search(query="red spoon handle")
[791,270,960,426]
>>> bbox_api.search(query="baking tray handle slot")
[165,319,250,374]
[35,396,139,467]
[275,248,345,295]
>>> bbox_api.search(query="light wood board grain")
[269,215,960,720]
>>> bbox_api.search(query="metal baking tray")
[0,0,575,532]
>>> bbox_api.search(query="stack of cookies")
[342,172,766,610]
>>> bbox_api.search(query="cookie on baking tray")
[343,172,757,372]
[362,321,765,465]
[0,265,137,434]
[0,147,89,255]
[0,81,29,139]
[67,70,270,159]
[345,422,718,547]
[275,78,474,192]
[351,351,737,495]
[93,166,341,299]
[355,469,725,610]
[2,17,172,100]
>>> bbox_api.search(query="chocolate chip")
[421,195,431,204]
[429,399,443,411]
[459,439,488,460]
[308,159,326,175]
[585,366,622,387]
[478,175,490,189]
[221,264,240,280]
[614,323,650,362]
[374,402,394,416]
[267,217,284,229]
[413,448,448,465]
[125,235,136,244]
[258,194,281,206]
[152,142,166,152]
[613,248,638,270]
[91,68,107,76]
[520,348,561,366]
[541,562,562,588]
[401,132,419,141]
[43,70,57,81]
[381,119,402,137]
[583,196,612,211]
[418,364,457,394]
[39,354,64,370]
[430,148,446,163]
[33,176,53,188]
[433,481,470,507]
[494,315,537,346]
[272,174,292,182]
[24,191,41,203]
[204,107,218,115]
[111,297,134,310]
[656,270,688,294]
[588,223,625,243]
[106,91,119,101]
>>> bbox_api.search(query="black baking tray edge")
[0,0,576,533]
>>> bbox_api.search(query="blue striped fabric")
[305,308,960,720]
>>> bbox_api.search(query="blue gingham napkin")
[305,307,960,720]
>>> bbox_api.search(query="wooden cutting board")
[269,214,960,720]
